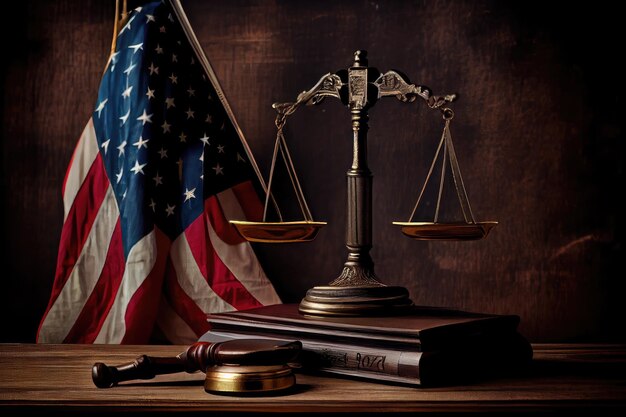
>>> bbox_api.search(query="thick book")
[200,304,532,386]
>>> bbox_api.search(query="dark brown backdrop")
[1,0,623,343]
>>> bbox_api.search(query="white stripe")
[38,186,119,343]
[63,119,100,221]
[217,188,247,221]
[215,190,281,305]
[170,233,236,314]
[156,296,198,344]
[94,231,158,343]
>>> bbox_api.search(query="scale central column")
[299,51,413,316]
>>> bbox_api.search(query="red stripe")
[121,228,171,344]
[205,196,245,245]
[231,180,264,222]
[185,200,263,311]
[37,154,110,341]
[62,219,124,343]
[163,260,210,338]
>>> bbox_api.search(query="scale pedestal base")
[299,285,413,316]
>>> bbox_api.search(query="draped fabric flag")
[37,0,281,344]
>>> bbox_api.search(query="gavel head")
[182,339,303,395]
[180,339,302,372]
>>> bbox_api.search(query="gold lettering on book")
[356,353,386,371]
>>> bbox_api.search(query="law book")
[200,304,532,386]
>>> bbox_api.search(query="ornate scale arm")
[272,72,344,120]
[374,70,457,109]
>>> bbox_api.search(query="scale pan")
[392,221,498,241]
[230,220,327,243]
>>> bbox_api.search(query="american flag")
[37,1,280,344]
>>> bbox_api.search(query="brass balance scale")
[231,50,497,317]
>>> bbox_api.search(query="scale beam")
[233,50,479,316]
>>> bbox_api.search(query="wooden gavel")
[92,339,302,388]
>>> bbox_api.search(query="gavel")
[92,339,302,393]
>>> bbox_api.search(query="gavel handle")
[92,340,302,388]
[92,355,189,388]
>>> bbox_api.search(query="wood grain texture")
[0,343,625,414]
[0,0,623,342]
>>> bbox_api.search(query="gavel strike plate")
[204,364,295,394]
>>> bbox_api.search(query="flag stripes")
[38,1,281,344]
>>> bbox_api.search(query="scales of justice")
[231,50,497,317]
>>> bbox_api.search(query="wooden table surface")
[1,343,625,415]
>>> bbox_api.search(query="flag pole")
[106,0,129,73]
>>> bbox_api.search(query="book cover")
[202,304,532,385]
[206,303,522,351]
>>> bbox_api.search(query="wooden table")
[1,344,625,415]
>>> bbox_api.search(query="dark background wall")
[1,0,623,343]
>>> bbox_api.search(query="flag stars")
[184,187,196,202]
[122,85,133,99]
[95,98,108,118]
[187,86,195,97]
[205,114,213,124]
[165,204,176,217]
[117,140,127,156]
[171,53,178,63]
[133,136,149,149]
[169,73,178,84]
[146,14,156,23]
[109,52,119,72]
[200,133,210,146]
[146,87,155,100]
[154,44,163,54]
[152,172,163,186]
[160,25,167,33]
[213,164,224,175]
[148,63,159,75]
[161,120,171,133]
[119,14,136,35]
[123,62,137,75]
[115,167,123,183]
[128,42,143,54]
[179,132,187,143]
[131,160,147,175]
[101,139,110,154]
[149,199,157,212]
[158,147,168,159]
[165,97,175,109]
[199,151,204,162]
[168,13,175,22]
[137,110,153,125]
[190,56,195,65]
[217,144,225,153]
[185,108,195,119]
[119,109,130,125]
